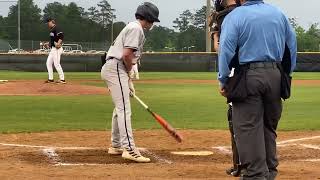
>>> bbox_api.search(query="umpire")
[218,0,297,179]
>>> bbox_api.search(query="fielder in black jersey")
[49,25,64,48]
[45,17,66,84]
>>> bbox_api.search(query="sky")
[0,0,319,29]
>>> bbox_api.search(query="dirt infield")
[0,130,319,179]
[0,79,318,96]
[0,80,107,96]
[0,79,319,179]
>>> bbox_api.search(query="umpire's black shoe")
[226,167,235,176]
[226,167,243,177]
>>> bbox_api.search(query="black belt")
[107,57,136,65]
[243,61,278,69]
[106,56,117,61]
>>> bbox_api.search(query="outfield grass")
[1,71,320,80]
[0,71,319,133]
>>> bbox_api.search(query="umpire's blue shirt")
[218,0,297,88]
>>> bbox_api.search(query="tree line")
[0,0,319,52]
[0,0,125,45]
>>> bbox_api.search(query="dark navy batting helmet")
[135,2,160,23]
[43,17,55,24]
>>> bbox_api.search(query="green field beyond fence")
[0,71,319,133]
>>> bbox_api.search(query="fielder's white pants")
[101,59,136,151]
[46,47,65,80]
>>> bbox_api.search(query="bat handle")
[133,94,149,109]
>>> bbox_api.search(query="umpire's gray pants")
[233,64,282,180]
[101,59,136,151]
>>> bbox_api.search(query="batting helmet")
[43,17,55,24]
[135,2,160,23]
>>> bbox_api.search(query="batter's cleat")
[44,79,54,83]
[108,147,123,155]
[122,148,151,163]
[56,80,66,84]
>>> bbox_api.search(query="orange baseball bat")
[133,94,183,143]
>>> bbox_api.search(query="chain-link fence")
[0,40,111,53]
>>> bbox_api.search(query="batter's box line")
[296,159,320,162]
[140,148,173,164]
[277,136,320,145]
[299,144,320,150]
[41,148,173,166]
[0,142,173,165]
[0,142,100,150]
[212,135,320,154]
[41,148,115,166]
[42,148,61,165]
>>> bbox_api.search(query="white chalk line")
[54,163,115,166]
[296,159,320,162]
[277,136,320,145]
[42,148,61,165]
[2,135,320,165]
[212,146,232,155]
[0,142,173,166]
[140,149,173,164]
[277,143,297,147]
[299,144,320,150]
[0,142,99,150]
[212,135,320,154]
[42,148,115,166]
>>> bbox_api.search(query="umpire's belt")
[244,61,278,69]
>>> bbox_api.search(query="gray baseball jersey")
[107,21,145,64]
[101,21,145,151]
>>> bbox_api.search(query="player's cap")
[135,2,160,23]
[44,17,55,23]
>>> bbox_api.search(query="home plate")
[171,151,213,156]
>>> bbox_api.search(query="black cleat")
[56,80,66,84]
[45,79,54,83]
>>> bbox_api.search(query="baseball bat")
[133,94,183,143]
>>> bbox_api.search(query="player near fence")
[101,2,160,163]
[209,0,242,177]
[44,17,66,84]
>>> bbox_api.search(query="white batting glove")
[129,79,135,97]
[129,70,135,79]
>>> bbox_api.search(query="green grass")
[0,71,319,133]
[0,71,320,80]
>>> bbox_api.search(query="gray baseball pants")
[101,58,136,151]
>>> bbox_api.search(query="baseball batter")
[101,2,160,163]
[45,17,66,84]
